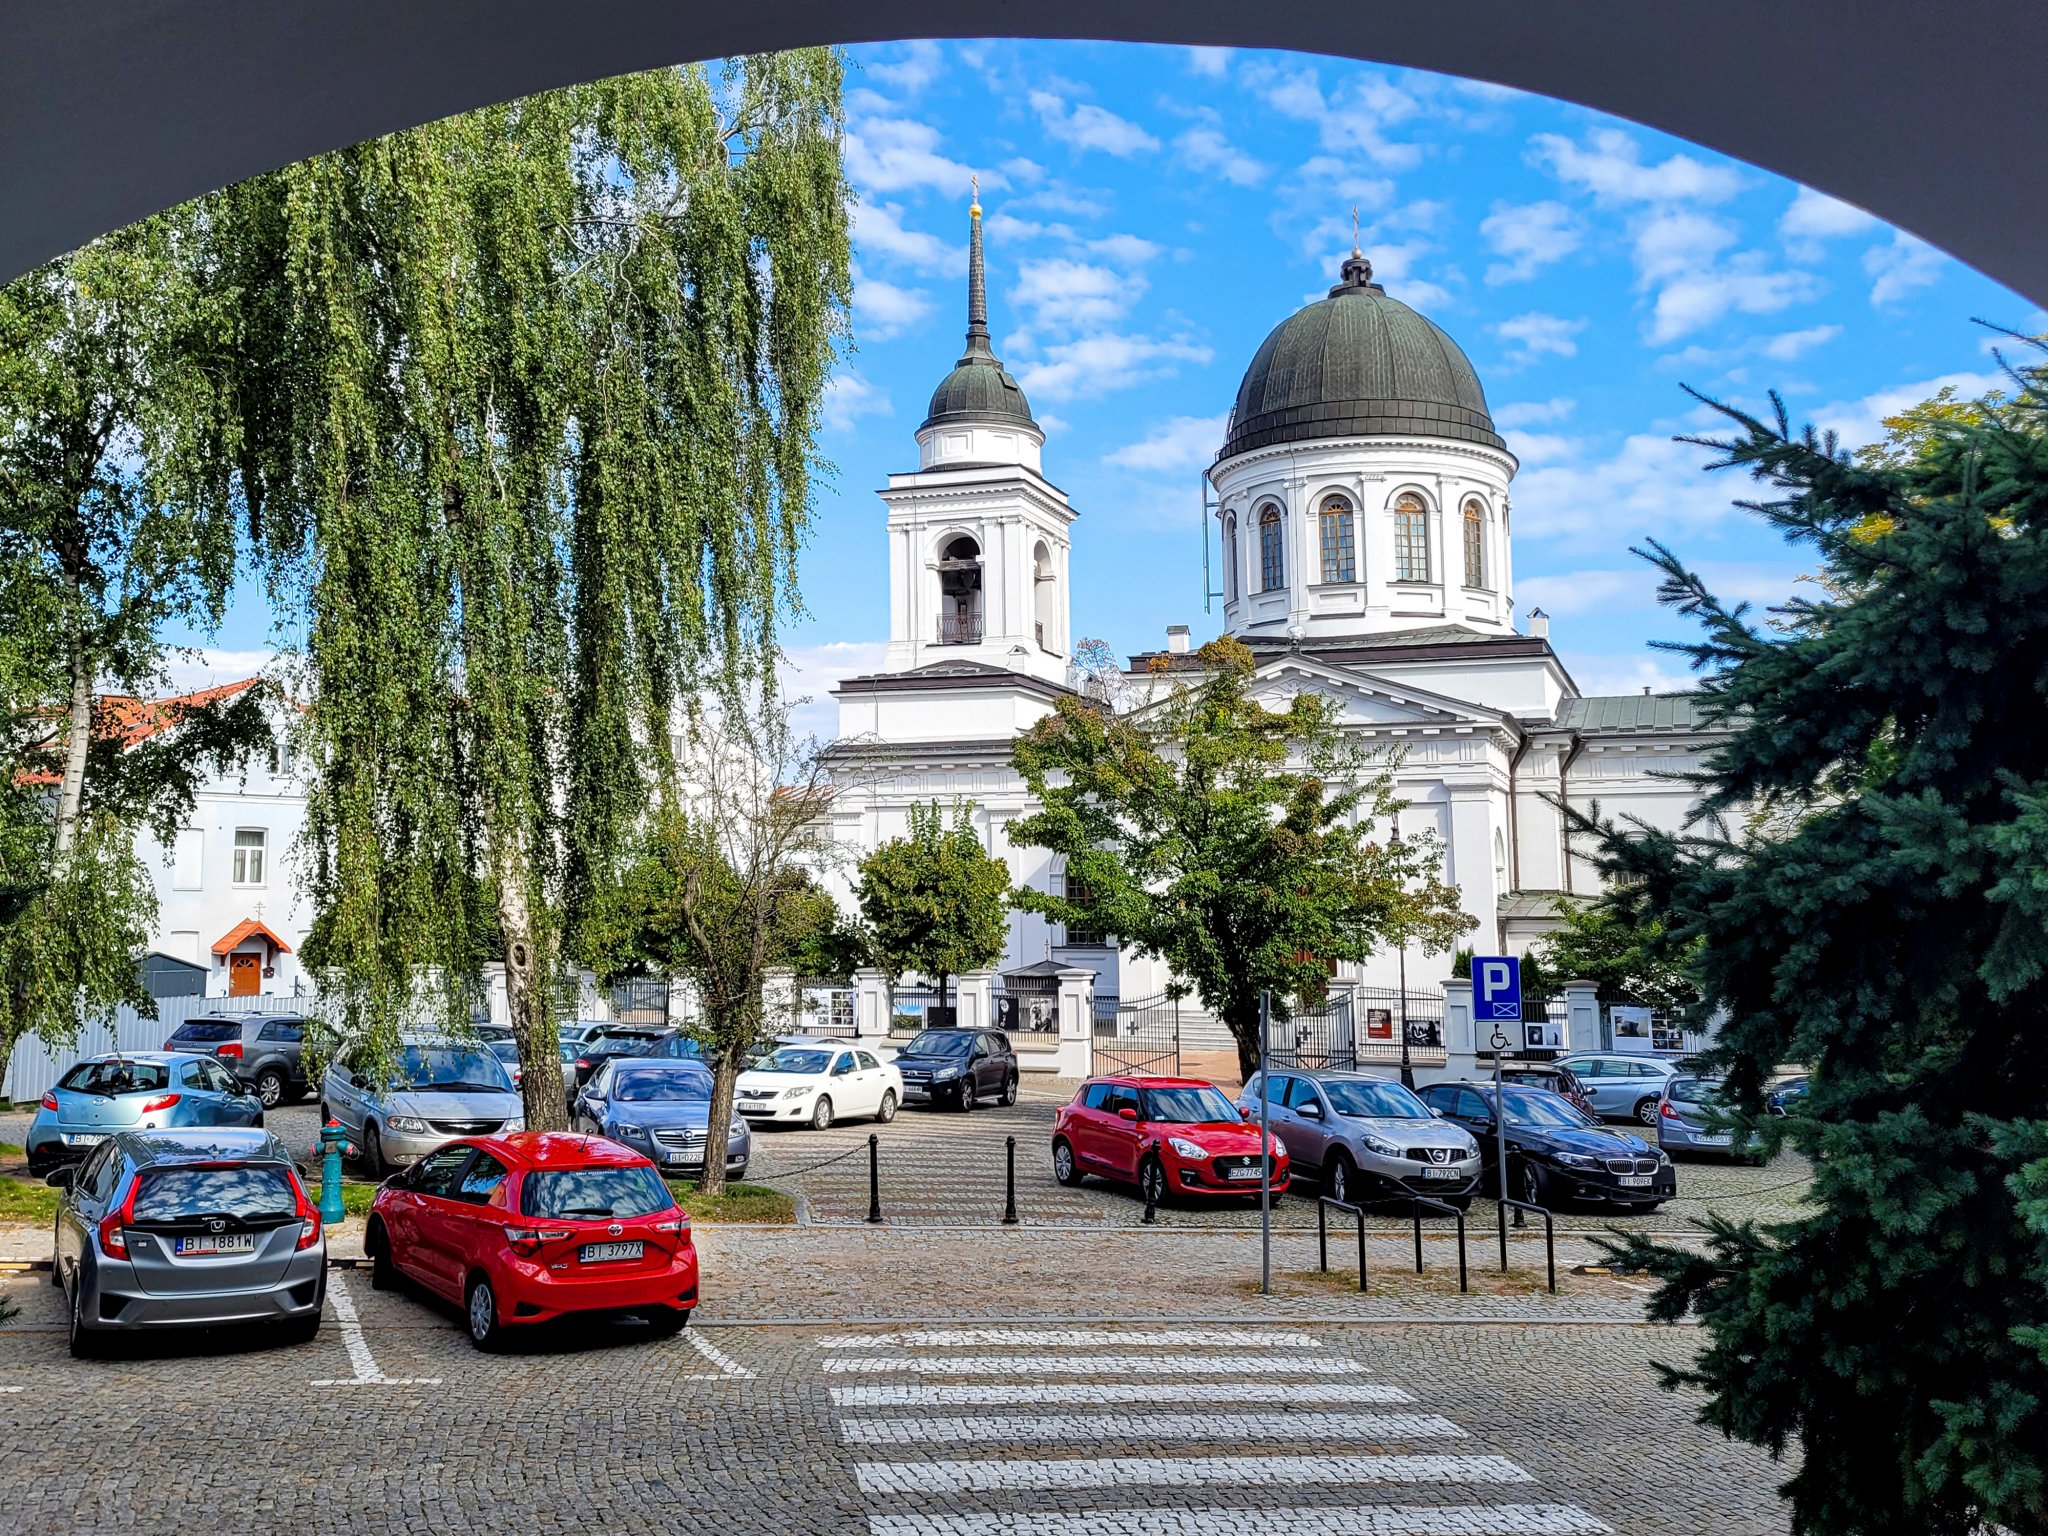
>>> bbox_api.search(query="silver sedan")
[1238,1070,1482,1206]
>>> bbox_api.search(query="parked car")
[558,1020,613,1050]
[1238,1070,1479,1207]
[1417,1081,1676,1212]
[892,1028,1018,1111]
[163,1012,312,1108]
[1659,1075,1766,1160]
[487,1039,524,1090]
[568,1026,671,1095]
[321,1036,525,1174]
[1766,1074,1810,1116]
[364,1131,697,1349]
[28,1053,264,1175]
[574,1061,750,1181]
[1557,1052,1683,1126]
[48,1127,324,1357]
[733,1042,901,1130]
[1495,1059,1596,1118]
[1052,1075,1288,1206]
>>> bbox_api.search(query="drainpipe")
[1504,729,1530,952]
[1558,732,1587,894]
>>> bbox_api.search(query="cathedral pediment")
[1247,654,1510,733]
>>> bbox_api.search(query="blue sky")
[180,39,2040,733]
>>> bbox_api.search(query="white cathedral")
[820,199,1724,1032]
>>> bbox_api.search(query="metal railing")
[1404,1194,1469,1291]
[1495,1196,1557,1292]
[1316,1195,1369,1291]
[937,614,982,645]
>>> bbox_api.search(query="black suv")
[162,1013,311,1108]
[893,1028,1018,1111]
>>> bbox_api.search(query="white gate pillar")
[1564,980,1602,1054]
[853,968,890,1040]
[1055,966,1095,1077]
[955,970,995,1030]
[1441,977,1478,1082]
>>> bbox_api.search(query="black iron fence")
[1093,991,1180,1076]
[995,986,1060,1034]
[607,979,669,1026]
[1268,990,1447,1070]
[888,983,941,1034]
[788,978,856,1038]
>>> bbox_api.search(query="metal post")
[1412,1201,1424,1274]
[865,1133,882,1225]
[1397,935,1414,1090]
[1002,1135,1019,1225]
[1491,1028,1510,1268]
[1317,1196,1329,1273]
[1258,991,1272,1297]
[318,1119,347,1225]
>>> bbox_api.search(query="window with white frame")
[1223,514,1238,601]
[1394,493,1431,582]
[232,827,267,886]
[1463,498,1487,588]
[1318,495,1357,583]
[1258,506,1285,591]
[1060,870,1107,947]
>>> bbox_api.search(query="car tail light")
[505,1228,571,1257]
[1660,1100,1680,1118]
[98,1183,138,1259]
[139,1093,180,1113]
[215,1042,244,1059]
[287,1170,322,1250]
[39,1092,56,1112]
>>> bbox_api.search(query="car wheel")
[1052,1138,1084,1187]
[1325,1152,1357,1207]
[641,1307,690,1337]
[810,1096,834,1132]
[359,1122,386,1178]
[1640,1200,1668,1213]
[1517,1160,1550,1210]
[278,1313,322,1347]
[875,1090,898,1125]
[366,1218,397,1291]
[958,1077,977,1114]
[1634,1098,1660,1128]
[1445,1195,1473,1212]
[67,1274,104,1360]
[1139,1155,1167,1208]
[1000,1073,1018,1107]
[465,1275,502,1351]
[255,1068,287,1109]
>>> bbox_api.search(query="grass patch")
[666,1179,795,1224]
[0,1176,59,1225]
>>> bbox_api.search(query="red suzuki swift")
[366,1131,697,1349]
[1052,1075,1289,1205]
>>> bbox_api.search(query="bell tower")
[877,189,1076,684]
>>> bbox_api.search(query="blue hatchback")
[28,1053,264,1176]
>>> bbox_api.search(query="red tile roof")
[211,918,293,957]
[15,678,265,785]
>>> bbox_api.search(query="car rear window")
[58,1060,172,1095]
[132,1164,297,1221]
[1670,1076,1724,1105]
[168,1021,242,1044]
[521,1166,675,1220]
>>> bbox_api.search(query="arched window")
[1033,539,1057,651]
[1318,495,1357,584]
[1394,493,1430,583]
[1463,498,1487,588]
[937,534,982,644]
[1258,505,1285,592]
[1222,513,1238,601]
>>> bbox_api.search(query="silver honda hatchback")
[48,1127,326,1358]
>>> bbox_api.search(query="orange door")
[228,953,259,996]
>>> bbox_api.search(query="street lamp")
[1389,830,1415,1090]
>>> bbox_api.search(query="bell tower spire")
[964,176,991,358]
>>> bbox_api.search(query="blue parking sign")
[1474,956,1522,1020]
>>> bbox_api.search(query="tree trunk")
[1226,995,1264,1086]
[496,837,566,1131]
[938,972,950,1007]
[50,634,92,872]
[699,1031,745,1198]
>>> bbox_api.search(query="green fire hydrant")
[318,1119,349,1225]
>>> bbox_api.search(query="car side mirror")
[1117,1107,1139,1122]
[1427,1107,1444,1118]
[1297,1102,1323,1120]
[44,1168,74,1190]
[1238,1105,1253,1120]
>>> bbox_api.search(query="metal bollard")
[317,1119,348,1225]
[1141,1169,1159,1225]
[1002,1135,1020,1225]
[866,1133,882,1224]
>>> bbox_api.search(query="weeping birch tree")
[214,57,851,1128]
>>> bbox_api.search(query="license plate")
[1422,1166,1462,1178]
[61,1133,106,1147]
[1697,1134,1732,1147]
[1224,1166,1262,1181]
[580,1241,643,1263]
[174,1233,256,1256]
[1617,1174,1652,1187]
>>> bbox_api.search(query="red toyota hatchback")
[365,1131,697,1349]
[1052,1074,1289,1205]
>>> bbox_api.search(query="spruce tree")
[1597,353,2048,1535]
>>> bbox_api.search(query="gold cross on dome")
[1351,205,1361,256]
[971,173,981,215]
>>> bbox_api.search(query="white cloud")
[853,273,935,340]
[1481,200,1579,285]
[1014,258,1140,331]
[1564,652,1701,698]
[1809,369,2003,455]
[1516,569,1647,618]
[1243,61,1325,121]
[1758,324,1841,361]
[1492,396,1577,429]
[1511,432,1732,543]
[864,41,945,92]
[1104,413,1231,474]
[852,202,960,275]
[1492,311,1586,366]
[1528,127,1742,205]
[1175,126,1267,188]
[1865,231,1945,306]
[1779,185,1880,259]
[777,639,889,742]
[1316,73,1428,171]
[1089,233,1164,266]
[1014,333,1214,403]
[1029,91,1160,157]
[163,648,278,694]
[1186,46,1232,77]
[844,115,990,197]
[1630,208,1822,344]
[822,371,892,434]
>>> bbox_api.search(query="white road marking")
[310,1272,441,1387]
[823,1354,1365,1377]
[870,1506,1609,1536]
[820,1328,1321,1350]
[839,1411,1466,1445]
[0,1387,22,1394]
[854,1453,1534,1494]
[681,1329,756,1380]
[833,1381,1413,1408]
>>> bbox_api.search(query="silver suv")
[1238,1070,1482,1206]
[321,1035,524,1174]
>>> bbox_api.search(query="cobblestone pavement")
[0,1270,1788,1535]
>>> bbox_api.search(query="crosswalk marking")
[853,1454,1535,1495]
[819,1328,1322,1350]
[823,1353,1365,1376]
[869,1507,1610,1536]
[839,1411,1466,1445]
[833,1381,1413,1408]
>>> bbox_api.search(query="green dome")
[1220,254,1502,460]
[921,353,1037,433]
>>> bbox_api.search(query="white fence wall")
[4,993,309,1104]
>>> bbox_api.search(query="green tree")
[856,802,1011,1006]
[1009,637,1473,1081]
[212,58,851,1124]
[0,214,271,1083]
[1596,360,2048,1535]
[1524,899,1699,1013]
[588,699,841,1193]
